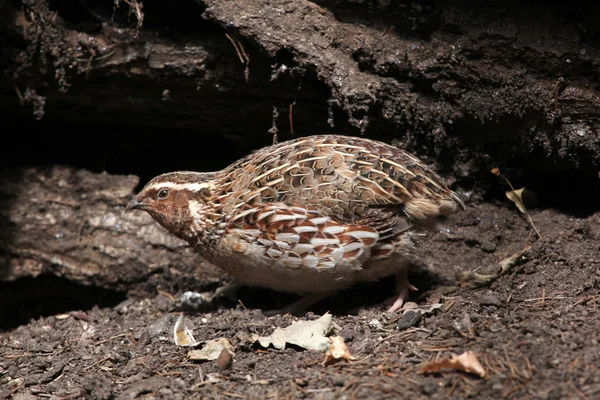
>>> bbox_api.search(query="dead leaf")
[253,313,339,351]
[506,187,538,212]
[492,169,542,239]
[505,187,527,214]
[188,338,234,361]
[173,314,200,347]
[322,336,356,366]
[420,351,487,378]
[499,245,531,275]
[458,270,498,288]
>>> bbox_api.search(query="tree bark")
[0,167,223,294]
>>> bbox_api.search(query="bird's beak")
[125,195,150,213]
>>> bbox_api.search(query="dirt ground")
[2,195,599,399]
[1,0,600,399]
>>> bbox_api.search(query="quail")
[126,135,465,313]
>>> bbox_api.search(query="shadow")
[0,275,126,331]
[223,264,449,316]
[0,169,22,283]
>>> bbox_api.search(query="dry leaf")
[458,270,498,288]
[322,336,356,366]
[505,187,528,214]
[188,338,234,361]
[420,351,487,378]
[492,168,542,239]
[499,245,531,275]
[173,314,200,347]
[253,313,339,351]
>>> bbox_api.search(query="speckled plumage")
[126,135,465,311]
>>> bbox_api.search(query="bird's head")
[125,171,217,240]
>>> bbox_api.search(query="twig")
[84,357,110,371]
[46,198,81,208]
[129,332,137,345]
[96,333,127,345]
[541,287,545,305]
[86,50,95,80]
[158,290,176,302]
[225,34,246,64]
[522,296,569,302]
[567,381,590,400]
[491,168,542,239]
[15,85,24,105]
[289,104,294,135]
[573,295,600,307]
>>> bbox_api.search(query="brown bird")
[126,135,464,313]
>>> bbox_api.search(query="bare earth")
[2,192,599,399]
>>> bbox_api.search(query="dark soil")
[1,0,600,399]
[2,172,599,399]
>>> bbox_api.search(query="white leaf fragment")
[188,338,235,361]
[253,313,339,351]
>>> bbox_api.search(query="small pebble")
[480,292,502,307]
[339,328,354,342]
[421,382,438,395]
[397,310,422,330]
[480,241,497,253]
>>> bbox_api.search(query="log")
[0,166,223,295]
[1,0,598,175]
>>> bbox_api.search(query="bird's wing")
[219,135,464,236]
[223,202,396,270]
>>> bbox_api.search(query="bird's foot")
[212,281,243,303]
[385,270,418,313]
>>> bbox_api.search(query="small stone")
[397,310,422,330]
[339,328,354,342]
[480,241,496,253]
[251,309,265,321]
[421,382,438,395]
[480,292,502,307]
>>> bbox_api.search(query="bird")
[125,134,465,313]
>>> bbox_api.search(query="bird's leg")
[212,281,243,302]
[264,293,330,317]
[386,269,418,313]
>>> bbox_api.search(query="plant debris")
[491,168,542,240]
[420,351,487,378]
[188,338,235,362]
[173,313,200,347]
[252,313,340,351]
[322,336,356,366]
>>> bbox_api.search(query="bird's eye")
[157,189,170,200]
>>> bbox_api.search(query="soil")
[2,194,600,399]
[1,0,600,399]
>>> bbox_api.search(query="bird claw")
[385,270,418,313]
[212,281,243,303]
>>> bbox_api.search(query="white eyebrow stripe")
[148,182,211,192]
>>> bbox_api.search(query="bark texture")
[0,167,222,294]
